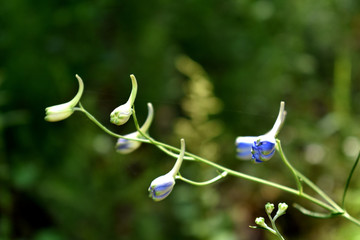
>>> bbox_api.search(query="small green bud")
[265,202,275,215]
[275,202,288,218]
[255,217,268,228]
[110,74,138,125]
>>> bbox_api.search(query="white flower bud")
[45,75,84,122]
[148,139,185,201]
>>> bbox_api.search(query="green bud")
[265,202,275,215]
[110,74,138,125]
[275,202,288,218]
[255,217,268,228]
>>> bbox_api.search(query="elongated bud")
[116,103,154,154]
[45,74,84,122]
[148,139,185,201]
[110,74,138,125]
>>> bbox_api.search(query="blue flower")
[148,139,185,201]
[235,102,286,163]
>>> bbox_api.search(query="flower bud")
[110,74,138,125]
[148,139,185,201]
[235,101,286,163]
[265,202,275,215]
[115,133,142,154]
[275,202,288,218]
[115,103,154,154]
[148,174,176,201]
[45,75,84,122]
[255,217,268,228]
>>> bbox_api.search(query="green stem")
[176,171,228,186]
[294,171,343,213]
[276,139,343,213]
[343,211,360,227]
[276,139,303,194]
[268,215,285,240]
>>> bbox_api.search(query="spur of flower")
[110,74,138,125]
[236,101,286,163]
[45,75,84,122]
[148,139,185,201]
[116,103,154,154]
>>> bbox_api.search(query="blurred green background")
[2,0,360,239]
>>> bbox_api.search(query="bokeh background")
[2,0,360,239]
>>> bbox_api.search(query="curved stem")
[176,171,228,186]
[276,139,343,213]
[75,105,143,141]
[276,139,303,194]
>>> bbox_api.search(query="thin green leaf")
[293,203,342,219]
[342,150,360,208]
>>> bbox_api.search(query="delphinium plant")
[45,74,360,239]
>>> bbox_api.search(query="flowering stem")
[76,103,356,221]
[266,212,285,240]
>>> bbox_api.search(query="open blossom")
[148,139,185,201]
[115,103,154,154]
[236,101,286,163]
[110,74,138,125]
[45,75,84,122]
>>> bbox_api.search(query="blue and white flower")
[110,74,138,125]
[236,101,286,163]
[148,139,185,201]
[45,75,84,122]
[115,103,154,154]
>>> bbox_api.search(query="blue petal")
[236,137,257,160]
[116,140,131,150]
[154,182,174,192]
[237,141,253,150]
[251,140,276,162]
